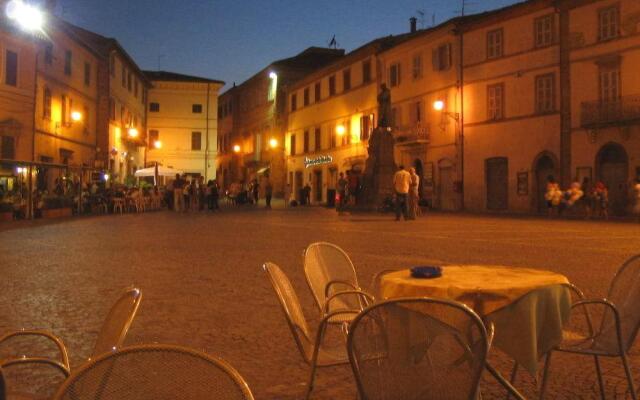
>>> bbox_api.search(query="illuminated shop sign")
[304,155,333,168]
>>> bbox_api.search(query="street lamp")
[433,100,459,121]
[233,144,241,153]
[5,0,44,32]
[71,111,82,122]
[433,100,445,111]
[153,140,162,149]
[336,125,345,136]
[127,128,139,138]
[269,138,278,149]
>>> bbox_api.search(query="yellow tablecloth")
[379,265,572,375]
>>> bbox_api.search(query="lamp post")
[433,100,463,210]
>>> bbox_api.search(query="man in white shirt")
[393,165,411,221]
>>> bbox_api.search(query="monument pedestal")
[357,127,397,210]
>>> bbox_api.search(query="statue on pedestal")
[377,84,392,129]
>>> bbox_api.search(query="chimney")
[410,17,417,33]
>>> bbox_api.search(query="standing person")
[594,181,609,220]
[581,177,594,219]
[183,180,191,212]
[172,174,184,212]
[632,178,640,222]
[393,165,411,221]
[544,176,562,217]
[347,170,360,206]
[198,176,206,211]
[408,167,420,220]
[337,172,348,213]
[264,175,273,209]
[252,178,260,205]
[206,180,214,210]
[303,183,311,206]
[284,183,291,207]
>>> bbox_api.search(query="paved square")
[1,207,639,398]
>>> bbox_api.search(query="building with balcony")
[59,22,152,184]
[217,47,344,197]
[378,18,463,211]
[144,71,224,180]
[569,0,640,215]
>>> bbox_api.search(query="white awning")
[134,165,184,177]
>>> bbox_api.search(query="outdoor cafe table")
[379,265,572,377]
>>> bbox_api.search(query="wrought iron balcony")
[581,95,640,128]
[394,124,430,146]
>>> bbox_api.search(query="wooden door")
[486,157,508,211]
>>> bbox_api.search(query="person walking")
[337,172,348,213]
[183,180,191,212]
[172,174,184,212]
[252,178,260,205]
[264,175,273,209]
[408,167,420,220]
[594,181,609,220]
[632,178,640,222]
[211,179,220,211]
[581,177,594,219]
[198,176,206,211]
[393,165,411,221]
[284,183,291,207]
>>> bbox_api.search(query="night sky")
[54,0,522,90]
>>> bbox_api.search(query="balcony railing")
[581,95,640,128]
[394,124,430,146]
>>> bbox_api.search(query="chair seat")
[315,342,349,367]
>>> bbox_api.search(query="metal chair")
[303,242,373,324]
[51,344,254,400]
[263,262,358,400]
[347,297,490,400]
[540,254,640,400]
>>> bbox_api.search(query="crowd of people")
[392,165,421,221]
[166,174,222,212]
[545,175,640,220]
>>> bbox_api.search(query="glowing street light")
[103,173,110,182]
[6,0,44,32]
[233,144,241,153]
[71,111,82,122]
[269,138,278,149]
[153,140,162,149]
[128,128,139,138]
[433,100,445,111]
[336,125,345,136]
[269,72,277,80]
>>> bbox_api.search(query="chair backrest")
[348,298,489,400]
[303,242,362,313]
[600,254,640,352]
[263,262,314,363]
[91,287,142,358]
[52,344,254,400]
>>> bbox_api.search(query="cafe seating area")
[1,243,639,399]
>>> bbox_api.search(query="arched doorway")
[596,143,629,216]
[414,159,424,199]
[533,152,558,213]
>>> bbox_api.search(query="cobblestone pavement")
[1,205,640,399]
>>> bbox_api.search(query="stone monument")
[359,84,397,208]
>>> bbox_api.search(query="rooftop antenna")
[460,0,476,16]
[328,35,339,49]
[416,10,425,29]
[157,54,166,70]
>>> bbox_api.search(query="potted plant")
[41,195,74,219]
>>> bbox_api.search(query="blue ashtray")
[410,266,442,279]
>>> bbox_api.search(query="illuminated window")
[360,114,374,141]
[534,14,554,47]
[487,83,505,120]
[599,6,619,41]
[487,29,504,59]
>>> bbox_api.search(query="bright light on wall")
[269,72,277,80]
[336,125,345,136]
[6,0,43,32]
[128,128,139,138]
[153,140,162,149]
[71,111,82,122]
[103,173,110,182]
[433,100,445,111]
[233,144,241,153]
[269,138,278,148]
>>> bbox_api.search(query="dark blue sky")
[55,0,521,90]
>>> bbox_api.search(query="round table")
[379,265,572,376]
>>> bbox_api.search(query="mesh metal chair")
[51,344,254,400]
[90,287,142,359]
[540,254,640,400]
[263,262,358,400]
[347,297,490,400]
[303,242,373,323]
